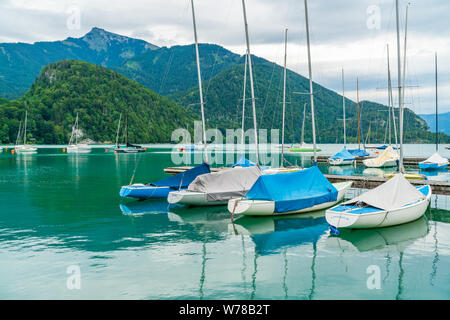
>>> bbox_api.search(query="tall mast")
[24,110,28,145]
[241,0,259,164]
[387,44,398,148]
[342,68,346,145]
[281,28,288,167]
[191,0,208,163]
[303,0,317,163]
[125,111,128,145]
[395,0,404,173]
[357,77,360,149]
[301,103,306,145]
[435,52,438,152]
[16,120,22,146]
[75,113,78,145]
[115,113,122,147]
[241,50,248,150]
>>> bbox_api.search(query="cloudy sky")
[0,0,449,114]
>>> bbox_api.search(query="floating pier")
[313,155,428,165]
[164,166,450,195]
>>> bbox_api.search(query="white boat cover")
[343,174,426,211]
[364,146,399,166]
[187,166,262,201]
[420,152,449,165]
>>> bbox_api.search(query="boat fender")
[329,225,340,235]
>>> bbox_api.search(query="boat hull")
[115,148,146,153]
[15,146,37,153]
[325,185,432,229]
[67,144,91,154]
[363,158,398,168]
[228,181,353,216]
[327,158,355,166]
[167,190,228,206]
[418,162,448,170]
[120,185,181,199]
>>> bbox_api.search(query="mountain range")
[0,27,448,144]
[418,112,450,136]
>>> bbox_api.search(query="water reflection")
[420,169,449,182]
[324,216,430,252]
[230,211,327,256]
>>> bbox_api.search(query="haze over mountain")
[0,27,158,99]
[419,112,450,136]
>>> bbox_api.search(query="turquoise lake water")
[0,144,448,299]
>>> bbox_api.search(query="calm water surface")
[0,144,448,299]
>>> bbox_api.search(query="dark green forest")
[0,60,194,144]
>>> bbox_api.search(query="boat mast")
[357,77,360,149]
[241,0,259,164]
[303,0,317,163]
[387,44,398,148]
[16,120,22,146]
[396,0,404,173]
[241,50,248,150]
[24,110,27,145]
[342,68,346,145]
[115,112,122,147]
[75,112,79,145]
[281,28,288,167]
[435,52,438,152]
[301,103,306,145]
[190,0,208,163]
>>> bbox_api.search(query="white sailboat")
[328,69,356,166]
[326,0,432,230]
[227,0,352,217]
[15,110,37,153]
[419,53,448,170]
[66,112,91,154]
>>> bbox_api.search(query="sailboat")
[227,0,352,217]
[114,112,146,153]
[328,69,356,166]
[419,53,449,170]
[66,113,91,154]
[326,0,432,230]
[120,163,211,199]
[168,0,268,206]
[348,78,369,158]
[15,110,37,153]
[289,104,321,152]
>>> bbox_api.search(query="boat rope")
[230,198,241,224]
[128,153,143,185]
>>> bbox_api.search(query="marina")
[0,146,449,299]
[0,0,449,304]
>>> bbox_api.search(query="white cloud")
[0,0,449,112]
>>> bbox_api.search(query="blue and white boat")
[328,147,356,166]
[418,152,449,170]
[348,148,370,158]
[228,165,352,216]
[326,174,432,229]
[120,163,210,199]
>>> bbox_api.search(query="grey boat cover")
[343,173,426,211]
[187,166,262,201]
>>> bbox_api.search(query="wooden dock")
[164,166,450,195]
[314,155,428,165]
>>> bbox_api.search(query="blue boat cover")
[244,165,338,213]
[348,149,370,157]
[151,163,210,189]
[232,156,256,168]
[329,147,356,161]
